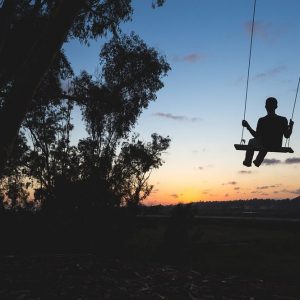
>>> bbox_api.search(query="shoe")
[243,161,251,167]
[253,160,260,167]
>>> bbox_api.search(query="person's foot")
[253,160,260,167]
[243,161,251,167]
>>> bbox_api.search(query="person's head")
[265,97,278,113]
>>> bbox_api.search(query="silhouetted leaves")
[1,32,171,212]
[0,0,167,169]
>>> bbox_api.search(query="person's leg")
[243,138,255,167]
[253,151,268,167]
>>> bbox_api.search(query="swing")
[234,0,297,154]
[234,144,294,153]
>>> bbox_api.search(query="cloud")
[253,65,287,80]
[257,186,269,190]
[202,189,210,195]
[234,187,240,190]
[170,193,179,199]
[223,181,237,185]
[279,188,300,195]
[225,193,229,197]
[198,166,204,170]
[191,117,202,122]
[153,112,187,121]
[238,170,252,174]
[263,158,281,165]
[286,189,300,195]
[173,53,204,63]
[245,21,275,42]
[153,112,201,122]
[285,157,300,164]
[291,189,300,194]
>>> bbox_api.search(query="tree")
[71,33,170,209]
[25,99,77,191]
[112,134,170,208]
[0,32,170,210]
[0,132,31,209]
[0,0,166,171]
[0,1,171,213]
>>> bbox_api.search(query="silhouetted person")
[242,97,294,167]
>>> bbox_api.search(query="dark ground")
[1,216,300,299]
[1,254,300,300]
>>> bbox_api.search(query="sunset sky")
[64,0,300,204]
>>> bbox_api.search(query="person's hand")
[242,120,249,128]
[289,119,294,127]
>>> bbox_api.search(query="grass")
[124,217,300,279]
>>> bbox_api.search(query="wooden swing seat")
[234,144,294,153]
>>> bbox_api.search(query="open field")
[1,216,300,299]
[129,216,300,278]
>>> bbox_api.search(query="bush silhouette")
[160,204,195,262]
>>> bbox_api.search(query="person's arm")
[284,119,294,138]
[242,120,257,137]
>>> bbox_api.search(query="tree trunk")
[0,0,85,172]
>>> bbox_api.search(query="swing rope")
[285,76,300,147]
[240,0,257,144]
[237,0,298,151]
[290,76,300,121]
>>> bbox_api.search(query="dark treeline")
[142,197,300,218]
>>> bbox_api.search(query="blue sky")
[64,0,300,204]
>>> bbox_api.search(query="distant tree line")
[141,198,300,218]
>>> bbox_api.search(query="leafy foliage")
[0,37,170,211]
[0,1,170,215]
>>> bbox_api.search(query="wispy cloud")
[202,189,210,195]
[222,181,237,185]
[285,157,300,164]
[253,65,287,80]
[281,188,300,195]
[238,170,252,174]
[234,187,240,190]
[257,186,269,190]
[173,53,204,63]
[290,189,300,194]
[246,21,270,38]
[196,164,213,171]
[256,184,281,190]
[170,193,179,199]
[245,21,280,43]
[280,188,300,195]
[263,158,281,165]
[153,112,201,122]
[262,157,300,166]
[191,117,202,122]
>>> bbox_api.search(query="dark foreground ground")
[1,217,300,299]
[1,254,300,300]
